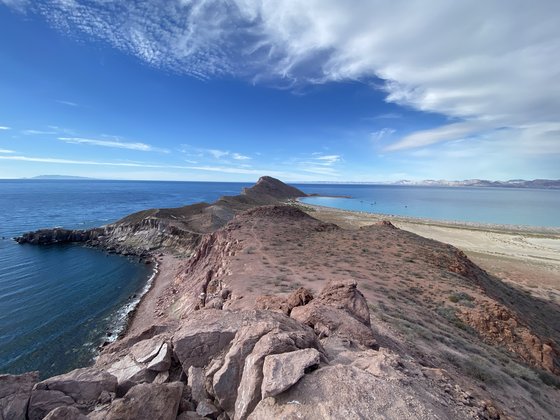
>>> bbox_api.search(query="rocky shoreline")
[2,177,559,419]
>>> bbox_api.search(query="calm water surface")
[0,180,251,378]
[299,184,559,227]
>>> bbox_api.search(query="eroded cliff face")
[14,218,202,257]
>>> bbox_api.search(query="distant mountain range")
[391,179,560,189]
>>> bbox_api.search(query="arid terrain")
[2,177,559,420]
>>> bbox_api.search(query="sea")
[0,180,558,378]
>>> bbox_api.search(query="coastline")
[122,253,183,337]
[295,200,560,302]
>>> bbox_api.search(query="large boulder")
[0,371,38,420]
[234,330,322,420]
[290,279,377,349]
[261,348,321,399]
[33,367,117,403]
[249,365,449,419]
[104,335,172,394]
[173,309,325,420]
[28,390,75,420]
[28,367,117,419]
[315,279,370,326]
[91,382,183,420]
[254,288,314,316]
[173,310,244,371]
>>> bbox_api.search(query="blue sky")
[0,1,559,182]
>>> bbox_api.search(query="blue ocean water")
[0,180,558,379]
[0,180,251,378]
[299,184,560,228]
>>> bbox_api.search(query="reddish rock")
[261,348,321,398]
[0,372,38,420]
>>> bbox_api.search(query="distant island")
[28,175,95,180]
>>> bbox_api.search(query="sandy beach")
[298,202,560,303]
[125,254,184,336]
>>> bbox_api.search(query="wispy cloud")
[207,149,230,159]
[5,1,560,159]
[232,152,251,161]
[384,122,486,151]
[371,128,396,142]
[184,165,285,176]
[0,126,11,130]
[0,154,303,180]
[290,153,343,177]
[0,155,165,167]
[58,137,169,153]
[313,155,341,165]
[56,100,78,107]
[0,149,16,154]
[181,145,251,162]
[22,129,57,135]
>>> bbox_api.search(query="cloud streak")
[58,137,169,153]
[0,154,302,179]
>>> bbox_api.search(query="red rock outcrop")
[459,302,559,374]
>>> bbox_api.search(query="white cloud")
[0,126,11,130]
[181,145,251,161]
[313,155,341,165]
[58,137,169,153]
[371,128,396,143]
[0,0,29,12]
[7,1,560,157]
[232,152,251,160]
[0,149,15,153]
[207,149,230,159]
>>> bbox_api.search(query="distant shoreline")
[295,197,560,234]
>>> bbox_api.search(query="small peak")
[243,176,307,200]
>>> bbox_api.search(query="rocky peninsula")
[2,176,560,419]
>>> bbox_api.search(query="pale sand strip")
[125,254,183,336]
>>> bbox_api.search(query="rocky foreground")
[3,177,560,420]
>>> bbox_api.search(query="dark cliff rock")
[14,228,103,245]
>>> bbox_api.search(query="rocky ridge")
[4,177,560,419]
[14,176,308,258]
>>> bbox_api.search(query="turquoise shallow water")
[299,184,560,228]
[0,180,557,378]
